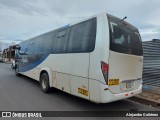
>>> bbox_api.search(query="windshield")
[107,15,143,56]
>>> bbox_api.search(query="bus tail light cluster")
[101,62,109,85]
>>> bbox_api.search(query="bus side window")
[19,41,29,53]
[52,28,69,53]
[68,18,96,53]
[34,37,43,54]
[27,40,36,54]
[111,22,125,45]
[41,31,55,54]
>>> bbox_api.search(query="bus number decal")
[78,88,88,96]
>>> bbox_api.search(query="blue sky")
[0,0,160,43]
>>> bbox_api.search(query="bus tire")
[11,64,14,69]
[15,66,20,76]
[40,72,51,93]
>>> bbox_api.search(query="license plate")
[109,79,119,86]
[126,81,134,88]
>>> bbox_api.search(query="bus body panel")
[89,79,103,103]
[56,72,70,93]
[108,51,143,94]
[88,14,110,102]
[89,14,109,83]
[37,53,89,77]
[21,53,90,98]
[99,82,142,103]
[70,75,89,100]
[89,78,142,103]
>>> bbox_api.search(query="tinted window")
[19,18,96,55]
[68,18,96,53]
[27,39,36,54]
[19,41,29,53]
[41,31,55,54]
[108,15,143,56]
[34,37,42,54]
[53,28,69,53]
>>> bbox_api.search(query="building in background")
[143,39,160,91]
[0,41,18,63]
[2,44,18,63]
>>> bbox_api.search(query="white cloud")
[140,29,159,35]
[0,0,160,43]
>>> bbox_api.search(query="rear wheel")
[40,72,51,93]
[15,66,20,76]
[11,63,15,69]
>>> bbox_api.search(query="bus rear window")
[108,15,143,56]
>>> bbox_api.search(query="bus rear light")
[125,93,128,96]
[101,62,109,85]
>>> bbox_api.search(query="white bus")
[15,13,143,103]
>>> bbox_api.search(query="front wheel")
[40,73,51,93]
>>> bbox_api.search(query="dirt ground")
[128,89,160,109]
[137,90,160,103]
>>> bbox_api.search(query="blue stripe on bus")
[19,54,49,72]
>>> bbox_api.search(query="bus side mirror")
[18,46,21,51]
[16,46,21,51]
[13,45,21,50]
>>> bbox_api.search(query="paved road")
[0,63,159,120]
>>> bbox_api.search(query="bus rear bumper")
[98,84,142,103]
